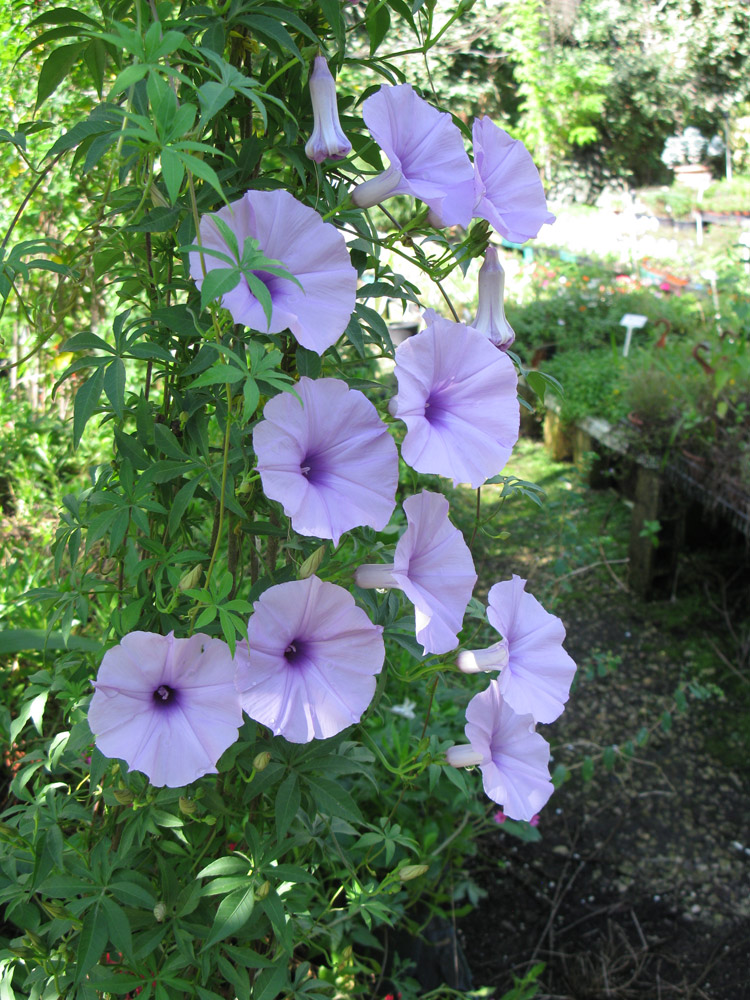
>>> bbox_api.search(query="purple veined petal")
[304,55,352,163]
[485,575,577,724]
[471,246,516,350]
[235,576,385,743]
[254,377,398,545]
[390,316,520,488]
[189,190,356,355]
[88,631,242,788]
[352,85,474,225]
[465,680,553,822]
[472,117,555,243]
[356,491,476,656]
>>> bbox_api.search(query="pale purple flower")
[446,680,554,822]
[471,117,555,243]
[457,575,576,724]
[471,246,515,350]
[305,55,352,163]
[253,377,398,545]
[351,84,474,226]
[355,491,477,655]
[188,189,356,355]
[388,315,519,488]
[88,632,242,788]
[235,576,385,742]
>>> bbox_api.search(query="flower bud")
[255,880,271,900]
[153,901,167,922]
[305,56,352,164]
[398,864,429,882]
[457,638,509,674]
[113,787,134,805]
[178,564,203,592]
[179,796,197,815]
[299,545,326,579]
[253,751,271,772]
[471,247,515,350]
[445,744,484,768]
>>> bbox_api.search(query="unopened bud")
[304,56,352,164]
[398,864,429,882]
[471,246,515,350]
[113,787,134,805]
[299,545,326,579]
[179,796,197,815]
[253,751,271,772]
[151,186,168,208]
[154,901,167,922]
[178,565,203,592]
[445,744,484,768]
[255,880,271,900]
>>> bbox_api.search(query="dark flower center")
[299,452,325,485]
[153,684,178,706]
[284,639,309,667]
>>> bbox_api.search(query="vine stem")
[469,486,481,549]
[204,381,233,591]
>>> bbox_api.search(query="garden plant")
[0,1,584,998]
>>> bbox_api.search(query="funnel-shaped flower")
[189,189,356,354]
[457,575,576,724]
[304,55,352,163]
[88,632,242,788]
[446,680,553,821]
[471,246,515,350]
[254,377,398,544]
[355,491,477,655]
[388,315,519,488]
[235,576,384,742]
[351,84,474,226]
[472,117,555,243]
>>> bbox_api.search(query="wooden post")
[628,463,686,598]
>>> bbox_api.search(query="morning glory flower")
[471,117,555,243]
[351,84,474,226]
[88,632,243,788]
[253,376,398,545]
[188,189,356,355]
[471,246,515,350]
[388,315,519,488]
[457,575,576,724]
[235,576,385,743]
[304,55,352,163]
[355,491,477,655]
[446,680,554,821]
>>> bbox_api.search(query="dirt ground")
[459,561,750,1000]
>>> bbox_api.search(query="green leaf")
[0,630,100,655]
[366,0,391,55]
[200,267,242,311]
[202,886,255,950]
[168,477,202,537]
[253,962,289,1000]
[101,896,133,958]
[318,0,345,50]
[274,772,300,842]
[75,903,108,983]
[581,756,594,783]
[161,147,185,205]
[197,856,248,879]
[36,42,86,108]
[73,366,105,448]
[153,422,187,459]
[303,775,362,824]
[190,363,246,388]
[242,378,260,423]
[104,358,126,419]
